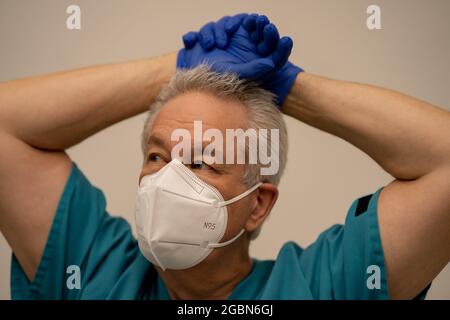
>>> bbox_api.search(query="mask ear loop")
[201,229,246,249]
[212,182,263,208]
[204,182,262,249]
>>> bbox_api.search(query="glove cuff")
[272,64,304,106]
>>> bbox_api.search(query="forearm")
[0,52,176,150]
[282,73,450,180]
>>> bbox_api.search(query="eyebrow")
[147,134,171,153]
[146,132,226,166]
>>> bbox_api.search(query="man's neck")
[157,241,253,300]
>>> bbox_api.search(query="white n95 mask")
[135,158,262,271]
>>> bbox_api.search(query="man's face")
[139,91,257,245]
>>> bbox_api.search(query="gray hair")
[141,65,288,239]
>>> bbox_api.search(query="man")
[0,14,449,300]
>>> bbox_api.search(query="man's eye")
[147,153,163,163]
[190,161,211,170]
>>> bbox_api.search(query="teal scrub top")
[10,162,430,300]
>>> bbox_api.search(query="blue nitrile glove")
[179,14,304,106]
[177,14,291,81]
[242,14,303,105]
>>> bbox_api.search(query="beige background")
[0,0,449,299]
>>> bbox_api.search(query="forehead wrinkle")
[159,92,250,128]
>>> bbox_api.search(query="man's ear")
[245,183,278,233]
